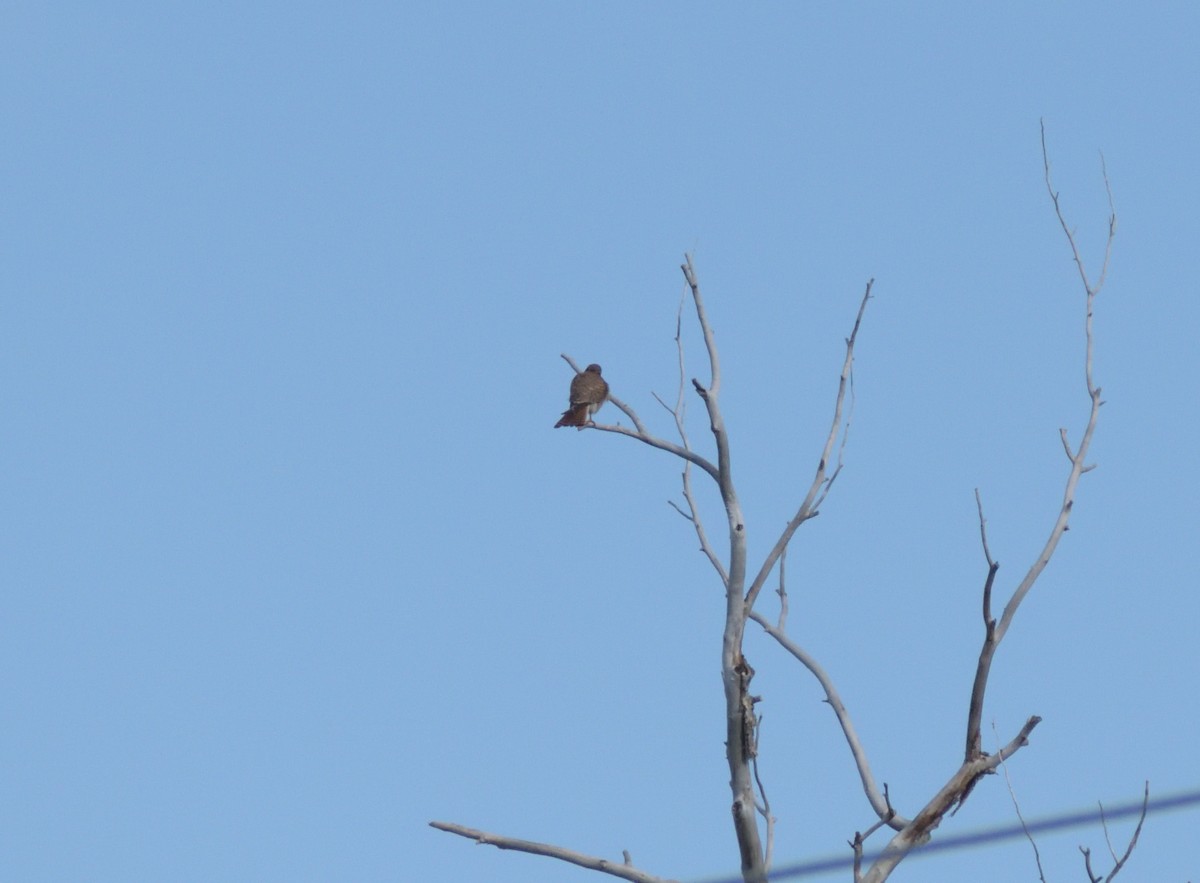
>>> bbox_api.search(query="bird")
[554,363,609,429]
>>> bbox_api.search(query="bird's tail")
[554,404,589,428]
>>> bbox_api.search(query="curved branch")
[593,421,721,483]
[749,610,909,830]
[429,821,679,883]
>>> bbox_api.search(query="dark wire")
[692,788,1200,883]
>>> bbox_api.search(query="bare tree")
[432,126,1125,882]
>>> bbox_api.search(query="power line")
[693,788,1200,882]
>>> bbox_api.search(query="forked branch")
[1079,782,1150,882]
[857,126,1115,883]
[964,123,1114,761]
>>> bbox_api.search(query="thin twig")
[974,489,999,627]
[812,332,857,514]
[1082,782,1150,882]
[1079,803,1151,883]
[974,489,996,570]
[1100,800,1120,864]
[851,787,895,883]
[851,784,898,878]
[660,288,729,587]
[751,718,775,871]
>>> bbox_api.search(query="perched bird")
[554,363,609,429]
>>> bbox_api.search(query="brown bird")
[554,363,609,429]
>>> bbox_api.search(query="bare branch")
[1096,152,1118,292]
[965,494,1001,757]
[993,124,1112,644]
[667,499,692,521]
[962,127,1113,772]
[1100,800,1120,864]
[669,285,688,419]
[679,465,728,587]
[1059,426,1076,461]
[1081,844,1101,882]
[749,609,908,829]
[974,490,999,630]
[744,279,873,612]
[974,489,996,571]
[864,786,898,841]
[1040,120,1118,298]
[683,255,723,400]
[651,390,675,415]
[429,821,680,883]
[861,717,1041,883]
[852,785,898,881]
[811,340,858,515]
[592,420,721,482]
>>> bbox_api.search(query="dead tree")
[431,125,1121,883]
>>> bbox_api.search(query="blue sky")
[3,3,1197,882]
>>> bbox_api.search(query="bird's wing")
[571,372,608,405]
